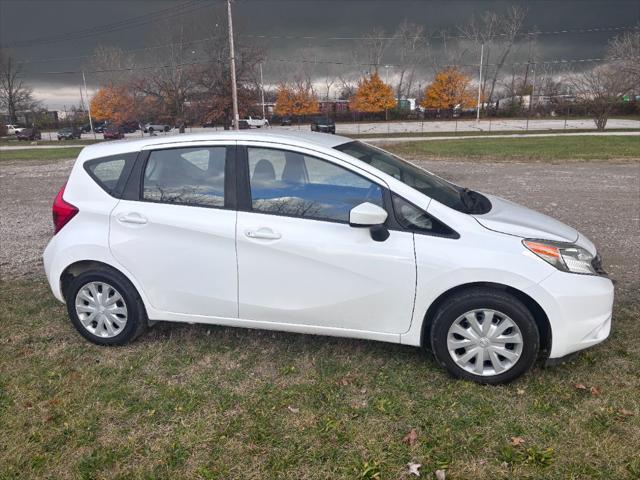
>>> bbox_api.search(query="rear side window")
[143,147,227,208]
[84,153,137,197]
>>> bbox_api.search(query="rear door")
[110,143,238,318]
[235,143,416,335]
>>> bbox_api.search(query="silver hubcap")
[447,309,524,377]
[75,282,128,338]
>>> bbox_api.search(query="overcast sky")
[1,0,638,109]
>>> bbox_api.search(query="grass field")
[0,147,83,161]
[0,279,638,479]
[382,136,640,162]
[350,128,640,139]
[2,134,638,164]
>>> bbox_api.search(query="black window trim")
[390,193,460,239]
[84,152,138,199]
[237,144,390,226]
[121,144,238,210]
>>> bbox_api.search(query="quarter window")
[143,147,227,208]
[247,147,383,223]
[392,194,456,237]
[84,152,137,197]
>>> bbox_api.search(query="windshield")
[334,141,472,212]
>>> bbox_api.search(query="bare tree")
[0,50,39,123]
[88,46,136,86]
[607,28,640,90]
[393,21,427,100]
[459,5,526,111]
[364,27,389,73]
[569,64,633,130]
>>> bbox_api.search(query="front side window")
[143,147,227,208]
[247,147,383,223]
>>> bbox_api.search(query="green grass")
[382,135,640,162]
[350,128,640,139]
[0,138,102,146]
[1,279,638,479]
[0,147,83,162]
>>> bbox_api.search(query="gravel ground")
[1,157,638,299]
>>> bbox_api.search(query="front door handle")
[245,228,281,240]
[118,213,148,225]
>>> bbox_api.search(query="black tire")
[65,268,147,346]
[430,288,539,384]
[163,126,170,132]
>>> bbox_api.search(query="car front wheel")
[65,269,147,346]
[430,288,539,384]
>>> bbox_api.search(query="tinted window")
[248,147,382,222]
[85,153,136,197]
[335,141,469,213]
[143,147,226,208]
[392,194,457,237]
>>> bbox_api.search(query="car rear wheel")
[65,269,147,346]
[430,288,539,384]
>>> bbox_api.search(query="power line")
[4,1,211,48]
[19,55,639,77]
[14,23,639,67]
[238,24,639,42]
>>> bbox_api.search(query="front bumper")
[528,270,614,359]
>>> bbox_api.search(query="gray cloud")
[1,0,638,109]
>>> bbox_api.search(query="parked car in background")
[80,124,92,133]
[103,125,125,140]
[17,128,42,141]
[93,122,107,133]
[241,116,269,128]
[238,120,250,129]
[5,124,24,135]
[121,121,140,134]
[143,123,171,133]
[57,127,82,140]
[310,116,336,134]
[43,131,613,384]
[281,116,292,126]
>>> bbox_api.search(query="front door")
[110,144,238,318]
[236,145,416,334]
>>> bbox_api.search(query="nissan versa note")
[43,131,614,384]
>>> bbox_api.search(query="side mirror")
[349,202,390,242]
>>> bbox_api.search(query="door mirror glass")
[349,202,388,227]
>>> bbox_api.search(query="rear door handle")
[118,213,148,225]
[245,228,281,240]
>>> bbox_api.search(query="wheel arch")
[61,260,138,304]
[420,281,552,356]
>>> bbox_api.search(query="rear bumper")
[528,270,614,359]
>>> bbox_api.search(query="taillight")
[52,183,78,234]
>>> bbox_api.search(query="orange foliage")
[90,85,134,123]
[274,83,319,116]
[421,67,476,111]
[350,72,396,113]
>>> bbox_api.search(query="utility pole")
[227,0,239,130]
[259,62,266,120]
[82,71,96,139]
[476,43,484,122]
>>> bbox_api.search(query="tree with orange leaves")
[90,85,134,123]
[350,72,396,113]
[421,67,476,114]
[274,82,319,116]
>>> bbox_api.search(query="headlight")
[523,239,596,275]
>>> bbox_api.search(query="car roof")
[77,130,353,161]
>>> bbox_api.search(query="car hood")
[473,193,585,245]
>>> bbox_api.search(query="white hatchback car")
[43,131,614,383]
